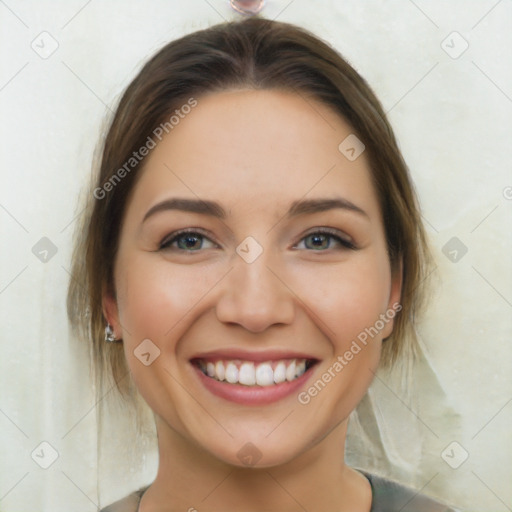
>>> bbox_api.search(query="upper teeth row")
[199,359,307,387]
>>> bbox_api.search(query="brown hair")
[67,17,432,402]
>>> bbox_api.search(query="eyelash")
[159,227,357,252]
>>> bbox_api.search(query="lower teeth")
[205,372,299,385]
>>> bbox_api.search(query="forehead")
[127,89,380,220]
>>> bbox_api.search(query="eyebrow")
[142,197,369,223]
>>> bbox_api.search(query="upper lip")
[190,349,320,363]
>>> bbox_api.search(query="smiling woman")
[67,17,458,512]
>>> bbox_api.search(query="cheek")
[114,254,215,346]
[291,251,392,344]
[114,255,219,415]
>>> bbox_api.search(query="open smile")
[193,358,316,386]
[190,352,319,405]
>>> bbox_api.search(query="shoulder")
[98,475,460,512]
[99,486,148,512]
[359,470,460,512]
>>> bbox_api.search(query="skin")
[104,89,402,511]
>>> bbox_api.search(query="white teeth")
[273,362,286,384]
[255,363,274,386]
[198,358,311,387]
[206,362,215,378]
[239,362,256,386]
[225,362,239,384]
[285,360,296,382]
[215,361,225,381]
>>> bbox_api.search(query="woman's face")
[105,89,401,467]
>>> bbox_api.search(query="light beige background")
[0,1,511,510]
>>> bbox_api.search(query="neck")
[139,415,371,512]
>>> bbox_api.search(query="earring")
[105,324,117,343]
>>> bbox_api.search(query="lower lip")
[192,364,315,405]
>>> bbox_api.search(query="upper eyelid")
[300,227,352,242]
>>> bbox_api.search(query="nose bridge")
[215,241,294,332]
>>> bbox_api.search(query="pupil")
[310,234,327,249]
[183,235,200,249]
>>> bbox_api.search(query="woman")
[67,17,459,511]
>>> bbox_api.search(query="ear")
[102,287,121,339]
[381,258,403,339]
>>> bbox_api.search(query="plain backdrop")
[0,1,511,511]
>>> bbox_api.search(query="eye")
[158,228,356,253]
[159,229,217,252]
[294,228,356,251]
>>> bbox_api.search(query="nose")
[215,250,295,333]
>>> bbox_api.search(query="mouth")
[189,353,319,405]
[192,358,317,386]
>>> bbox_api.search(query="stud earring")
[105,324,117,343]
